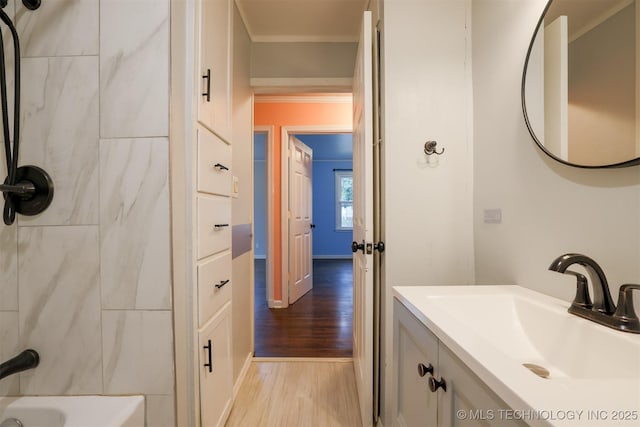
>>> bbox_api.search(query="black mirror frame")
[521,0,640,169]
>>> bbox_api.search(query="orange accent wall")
[254,100,353,302]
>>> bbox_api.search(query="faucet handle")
[565,270,593,310]
[613,284,640,332]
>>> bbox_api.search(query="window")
[335,170,353,230]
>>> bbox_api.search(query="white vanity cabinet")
[393,299,438,427]
[196,0,233,143]
[393,299,527,427]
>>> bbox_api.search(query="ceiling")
[545,0,634,39]
[235,0,369,42]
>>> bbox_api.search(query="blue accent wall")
[297,134,353,258]
[253,133,353,259]
[254,134,267,257]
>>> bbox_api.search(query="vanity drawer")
[197,195,231,259]
[197,252,232,327]
[197,127,232,196]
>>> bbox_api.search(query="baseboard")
[257,255,351,260]
[233,351,253,399]
[312,255,352,260]
[268,299,287,309]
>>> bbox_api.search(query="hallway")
[254,259,353,357]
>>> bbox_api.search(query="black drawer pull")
[213,163,229,171]
[215,279,230,289]
[203,339,212,373]
[213,223,229,229]
[202,69,211,102]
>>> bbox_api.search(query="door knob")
[351,241,365,254]
[310,224,316,229]
[373,241,385,253]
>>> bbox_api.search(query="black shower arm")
[0,182,34,194]
[0,1,41,10]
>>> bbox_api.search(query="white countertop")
[393,285,640,427]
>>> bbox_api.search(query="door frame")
[253,125,277,308]
[279,125,353,307]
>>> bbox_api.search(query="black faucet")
[549,253,616,314]
[0,349,39,381]
[549,253,640,333]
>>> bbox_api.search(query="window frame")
[334,170,353,231]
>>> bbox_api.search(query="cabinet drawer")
[197,196,231,259]
[198,304,232,427]
[197,127,232,196]
[197,252,232,328]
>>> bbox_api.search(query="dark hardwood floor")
[254,259,353,358]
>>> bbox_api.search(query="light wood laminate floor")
[225,360,362,427]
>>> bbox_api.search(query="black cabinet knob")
[428,376,446,392]
[417,363,433,377]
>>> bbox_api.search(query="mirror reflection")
[523,0,639,167]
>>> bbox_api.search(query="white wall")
[0,1,174,425]
[380,0,474,423]
[251,42,357,78]
[473,0,640,303]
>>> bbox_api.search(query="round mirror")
[522,0,640,168]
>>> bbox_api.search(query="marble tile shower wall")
[0,1,174,425]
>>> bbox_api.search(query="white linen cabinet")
[194,0,234,424]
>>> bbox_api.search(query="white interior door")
[543,16,568,160]
[353,11,374,427]
[288,136,313,304]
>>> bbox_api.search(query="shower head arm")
[0,1,40,10]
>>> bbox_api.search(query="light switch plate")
[483,208,502,224]
[232,175,239,198]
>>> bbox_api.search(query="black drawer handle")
[202,68,211,102]
[213,224,229,229]
[213,163,229,171]
[215,279,230,289]
[203,339,212,373]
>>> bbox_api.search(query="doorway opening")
[253,114,355,357]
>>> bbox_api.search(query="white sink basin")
[431,293,640,379]
[394,285,640,427]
